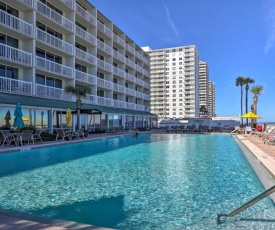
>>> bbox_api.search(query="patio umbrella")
[22,116,30,121]
[66,108,72,128]
[240,112,261,119]
[13,102,25,129]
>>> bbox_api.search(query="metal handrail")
[216,185,275,224]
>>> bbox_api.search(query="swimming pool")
[0,134,274,229]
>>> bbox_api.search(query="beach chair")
[33,129,42,142]
[72,128,85,139]
[21,132,34,144]
[55,129,70,141]
[0,131,15,147]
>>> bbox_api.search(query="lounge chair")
[72,128,85,139]
[0,131,15,147]
[21,132,34,144]
[33,129,42,142]
[55,129,71,141]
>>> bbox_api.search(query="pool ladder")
[216,184,275,224]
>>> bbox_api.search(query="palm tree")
[251,85,263,126]
[243,77,255,125]
[199,105,208,116]
[235,76,246,125]
[65,85,91,130]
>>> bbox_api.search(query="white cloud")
[263,0,275,53]
[163,1,179,38]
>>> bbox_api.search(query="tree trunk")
[240,86,243,125]
[76,98,82,130]
[245,85,249,125]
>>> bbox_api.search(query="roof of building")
[0,92,156,117]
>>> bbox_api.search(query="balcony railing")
[0,76,32,95]
[0,9,33,36]
[75,3,96,26]
[0,43,32,66]
[36,29,73,54]
[113,33,125,47]
[126,73,136,84]
[113,67,125,79]
[75,70,96,85]
[125,88,136,97]
[75,26,96,46]
[113,100,126,109]
[18,0,33,8]
[126,102,136,110]
[97,40,112,55]
[36,56,73,78]
[126,58,135,69]
[113,50,125,62]
[97,21,112,38]
[113,83,125,93]
[98,96,113,107]
[97,78,113,90]
[125,43,135,55]
[36,1,73,31]
[75,48,97,65]
[97,59,112,72]
[36,84,72,100]
[62,0,73,9]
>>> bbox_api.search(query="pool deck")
[0,132,275,229]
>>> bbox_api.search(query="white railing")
[97,78,113,90]
[113,83,125,93]
[75,26,96,46]
[136,65,144,73]
[98,96,113,107]
[75,48,97,65]
[36,56,73,78]
[113,67,125,78]
[36,84,72,100]
[113,33,125,47]
[126,58,136,69]
[125,43,135,54]
[136,78,143,86]
[0,76,32,95]
[36,29,73,54]
[126,73,136,83]
[75,70,96,85]
[97,40,112,55]
[0,10,33,36]
[75,3,96,26]
[82,94,97,104]
[62,0,73,9]
[143,69,150,77]
[0,43,32,66]
[126,88,136,97]
[113,100,126,109]
[113,50,125,62]
[126,102,136,110]
[97,59,112,72]
[97,21,112,38]
[135,51,143,61]
[36,1,73,31]
[18,0,33,7]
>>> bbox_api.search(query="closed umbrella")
[4,110,11,129]
[66,108,72,128]
[13,102,25,129]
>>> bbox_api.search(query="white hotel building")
[143,45,200,119]
[0,0,157,132]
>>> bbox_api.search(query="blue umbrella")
[13,102,25,128]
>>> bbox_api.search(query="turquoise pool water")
[0,134,273,229]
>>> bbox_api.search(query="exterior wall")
[0,0,150,113]
[208,81,215,117]
[199,61,209,115]
[145,45,200,119]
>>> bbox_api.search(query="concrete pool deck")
[0,132,275,229]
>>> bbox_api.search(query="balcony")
[126,73,136,84]
[113,67,125,79]
[113,100,126,109]
[36,1,73,32]
[125,43,135,55]
[113,50,125,62]
[97,59,112,72]
[113,83,125,93]
[126,58,135,69]
[136,64,143,74]
[36,84,72,100]
[97,21,112,38]
[97,78,113,90]
[126,102,136,110]
[36,29,73,55]
[0,76,32,95]
[75,70,96,85]
[62,0,73,9]
[36,57,73,78]
[18,0,33,7]
[82,94,97,104]
[0,10,33,36]
[125,88,136,97]
[75,3,96,26]
[75,26,96,46]
[113,33,125,47]
[75,48,97,65]
[0,43,32,66]
[98,96,113,107]
[97,40,112,55]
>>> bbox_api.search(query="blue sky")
[90,0,275,122]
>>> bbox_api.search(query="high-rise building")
[0,0,157,131]
[143,45,200,119]
[208,81,216,117]
[199,61,209,116]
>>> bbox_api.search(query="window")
[75,63,87,73]
[97,90,104,97]
[97,71,104,79]
[0,33,18,48]
[97,54,104,61]
[36,48,62,64]
[113,93,118,100]
[0,65,18,79]
[76,21,86,31]
[0,3,18,17]
[75,42,87,52]
[36,74,62,88]
[113,78,118,84]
